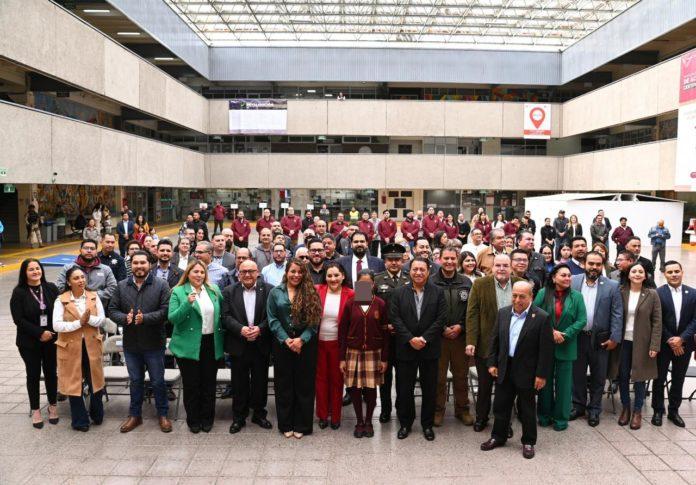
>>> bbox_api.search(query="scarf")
[76,255,101,272]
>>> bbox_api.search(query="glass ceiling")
[164,0,640,50]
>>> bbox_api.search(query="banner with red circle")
[523,103,551,139]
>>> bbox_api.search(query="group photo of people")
[9,203,693,459]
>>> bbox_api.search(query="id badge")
[40,315,48,327]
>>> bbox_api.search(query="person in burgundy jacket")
[443,214,459,240]
[231,210,251,248]
[357,212,375,246]
[378,210,397,253]
[503,216,520,238]
[280,207,302,246]
[330,213,348,238]
[474,214,493,243]
[611,217,635,254]
[256,208,275,234]
[315,262,354,430]
[212,201,226,235]
[401,211,421,249]
[422,207,443,246]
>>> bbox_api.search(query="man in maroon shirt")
[611,217,634,254]
[280,207,302,247]
[378,210,397,254]
[422,207,442,247]
[231,210,251,248]
[212,201,226,235]
[358,211,375,245]
[401,211,420,250]
[256,208,275,234]
[503,216,520,238]
[330,213,348,238]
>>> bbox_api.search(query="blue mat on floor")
[40,254,76,267]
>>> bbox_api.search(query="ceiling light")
[83,9,111,14]
[324,94,333,97]
[154,57,175,61]
[117,32,141,36]
[306,89,316,93]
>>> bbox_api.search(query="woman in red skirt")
[339,269,390,438]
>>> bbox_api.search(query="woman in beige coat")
[53,266,105,432]
[614,262,662,430]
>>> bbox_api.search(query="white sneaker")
[283,431,293,438]
[293,432,303,439]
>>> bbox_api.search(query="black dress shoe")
[588,414,600,427]
[569,408,585,421]
[651,412,664,427]
[522,444,535,459]
[379,412,391,423]
[473,420,488,432]
[330,422,341,430]
[480,438,504,451]
[91,418,103,426]
[342,393,352,407]
[318,419,329,429]
[73,425,90,432]
[201,424,213,433]
[668,412,686,428]
[189,424,201,434]
[423,428,435,441]
[252,416,273,429]
[397,426,411,439]
[229,421,245,434]
[507,427,513,439]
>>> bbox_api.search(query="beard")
[353,246,366,258]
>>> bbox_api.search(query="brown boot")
[456,408,475,426]
[159,416,173,433]
[433,414,444,427]
[630,411,642,430]
[119,416,143,433]
[618,407,630,426]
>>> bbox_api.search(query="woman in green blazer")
[534,263,587,431]
[168,260,224,434]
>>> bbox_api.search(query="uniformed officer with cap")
[374,243,411,423]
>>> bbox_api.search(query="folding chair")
[145,341,182,420]
[101,335,130,401]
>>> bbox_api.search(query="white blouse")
[624,290,641,341]
[52,292,105,333]
[320,291,341,341]
[197,287,215,335]
[177,254,191,271]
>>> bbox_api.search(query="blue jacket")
[648,226,671,247]
[571,274,623,343]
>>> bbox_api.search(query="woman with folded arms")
[53,266,106,431]
[168,260,225,434]
[339,269,389,438]
[267,258,322,438]
[10,258,60,428]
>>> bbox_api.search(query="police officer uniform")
[374,244,411,422]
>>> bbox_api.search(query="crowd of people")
[9,203,692,460]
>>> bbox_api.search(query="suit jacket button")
[190,328,193,331]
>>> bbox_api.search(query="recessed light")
[117,32,141,36]
[154,57,175,61]
[83,9,111,14]
[324,94,333,97]
[306,89,316,93]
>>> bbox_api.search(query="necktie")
[356,259,363,273]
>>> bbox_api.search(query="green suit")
[168,283,225,361]
[534,288,587,430]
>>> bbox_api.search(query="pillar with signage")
[676,48,696,192]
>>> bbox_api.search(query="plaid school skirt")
[344,348,383,389]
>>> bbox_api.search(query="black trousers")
[236,240,248,248]
[379,353,397,415]
[272,336,318,434]
[176,335,220,428]
[213,220,224,234]
[18,343,57,410]
[475,355,495,423]
[572,332,609,415]
[652,346,692,413]
[395,358,438,429]
[230,345,270,422]
[492,370,537,445]
[370,240,380,257]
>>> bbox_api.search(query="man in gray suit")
[569,251,623,426]
[211,233,236,271]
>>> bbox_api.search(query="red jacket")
[400,218,420,241]
[443,223,458,239]
[357,220,375,242]
[256,216,275,233]
[378,219,397,242]
[338,296,389,362]
[330,220,347,237]
[281,215,302,241]
[503,222,519,237]
[316,285,354,341]
[422,215,442,237]
[231,218,251,241]
[475,221,492,242]
[212,205,226,221]
[612,226,634,246]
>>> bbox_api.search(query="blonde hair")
[177,259,209,288]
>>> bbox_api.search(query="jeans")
[124,349,168,417]
[618,340,646,411]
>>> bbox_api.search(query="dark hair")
[80,238,98,249]
[126,239,142,251]
[626,262,649,287]
[415,236,430,246]
[510,248,529,261]
[559,242,571,253]
[157,238,174,249]
[543,263,571,308]
[540,244,554,256]
[411,256,431,270]
[517,229,534,241]
[585,250,605,263]
[356,268,375,282]
[350,230,367,243]
[458,251,480,276]
[17,258,47,288]
[273,242,286,252]
[619,217,627,222]
[322,261,348,286]
[307,237,324,249]
[283,258,322,327]
[63,266,86,292]
[440,245,459,258]
[131,250,151,262]
[617,250,636,262]
[627,236,641,244]
[434,230,447,248]
[664,260,682,270]
[321,234,336,243]
[570,236,587,246]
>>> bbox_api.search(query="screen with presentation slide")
[228,99,287,134]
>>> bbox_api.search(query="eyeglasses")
[309,248,325,253]
[239,270,258,275]
[297,255,310,260]
[511,258,528,263]
[194,250,210,254]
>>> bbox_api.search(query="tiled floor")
[1,243,696,484]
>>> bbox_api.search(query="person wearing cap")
[374,243,411,423]
[553,210,569,260]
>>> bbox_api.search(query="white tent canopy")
[524,193,684,255]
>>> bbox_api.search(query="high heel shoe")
[31,409,43,429]
[48,405,59,425]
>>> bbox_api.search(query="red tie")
[356,259,363,273]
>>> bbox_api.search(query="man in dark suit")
[390,257,447,441]
[625,236,656,287]
[651,261,696,427]
[116,212,134,256]
[337,231,385,288]
[570,251,623,426]
[480,281,553,459]
[222,260,274,434]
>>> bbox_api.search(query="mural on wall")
[36,185,118,218]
